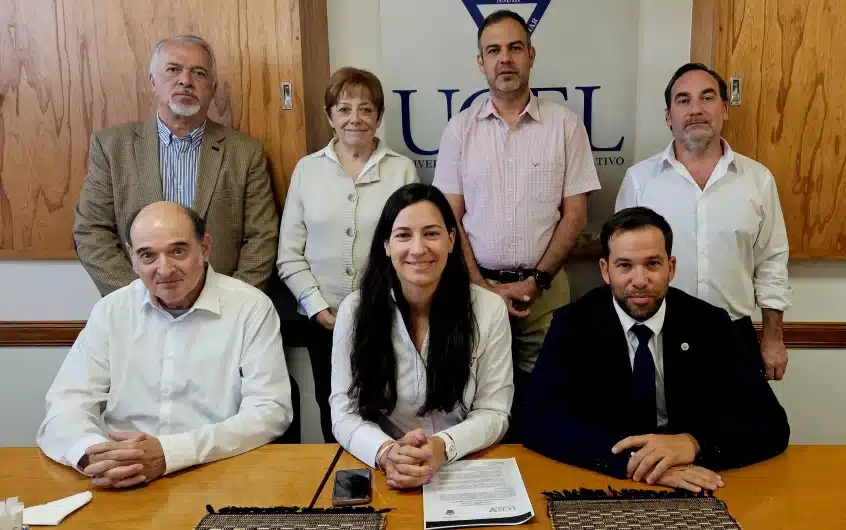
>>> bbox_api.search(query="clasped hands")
[485,278,539,318]
[78,431,166,488]
[377,429,447,489]
[612,433,724,493]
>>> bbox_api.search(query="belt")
[479,266,537,284]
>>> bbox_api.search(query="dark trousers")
[733,316,765,373]
[304,319,336,443]
[271,376,301,444]
[502,368,532,443]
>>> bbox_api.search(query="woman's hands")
[380,429,448,489]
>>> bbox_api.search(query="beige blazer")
[73,117,279,295]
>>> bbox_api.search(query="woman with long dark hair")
[330,183,514,489]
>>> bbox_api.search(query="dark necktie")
[631,324,657,434]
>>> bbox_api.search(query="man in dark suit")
[522,207,789,492]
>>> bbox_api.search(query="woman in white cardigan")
[330,184,514,489]
[277,67,418,442]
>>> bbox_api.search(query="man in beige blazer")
[74,35,278,295]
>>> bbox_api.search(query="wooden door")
[0,0,329,259]
[692,0,846,259]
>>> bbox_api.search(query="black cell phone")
[332,468,372,506]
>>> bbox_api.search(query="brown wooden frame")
[2,321,846,349]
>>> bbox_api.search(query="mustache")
[685,118,710,126]
[173,87,195,95]
[626,291,658,298]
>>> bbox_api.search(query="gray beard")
[169,101,201,117]
[680,130,715,154]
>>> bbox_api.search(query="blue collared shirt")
[156,117,206,208]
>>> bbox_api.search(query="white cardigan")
[277,138,419,317]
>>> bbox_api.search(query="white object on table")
[423,458,534,529]
[2,496,25,530]
[22,491,92,526]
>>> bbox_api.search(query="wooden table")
[0,445,340,530]
[316,445,846,529]
[2,444,845,529]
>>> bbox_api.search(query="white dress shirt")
[616,140,791,320]
[37,267,293,475]
[330,285,514,467]
[612,298,668,428]
[277,138,419,317]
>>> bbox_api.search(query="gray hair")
[149,35,217,82]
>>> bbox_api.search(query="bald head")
[126,202,205,247]
[126,202,211,310]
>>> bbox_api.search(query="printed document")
[422,458,534,529]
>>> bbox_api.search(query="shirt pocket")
[526,162,565,207]
[712,191,763,249]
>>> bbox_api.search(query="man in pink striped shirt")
[433,10,600,436]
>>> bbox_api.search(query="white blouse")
[330,284,514,467]
[277,138,419,317]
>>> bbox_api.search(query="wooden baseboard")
[0,320,310,348]
[0,321,85,347]
[754,322,846,349]
[2,321,846,349]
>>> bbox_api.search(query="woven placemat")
[544,488,741,530]
[195,505,388,530]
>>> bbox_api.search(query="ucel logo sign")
[379,0,636,224]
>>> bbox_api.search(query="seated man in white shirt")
[37,201,293,488]
[615,62,790,380]
[331,184,514,489]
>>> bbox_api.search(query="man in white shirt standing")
[616,63,790,380]
[37,201,292,488]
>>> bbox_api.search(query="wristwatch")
[532,269,553,290]
[435,433,457,463]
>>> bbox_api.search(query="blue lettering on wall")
[575,86,624,152]
[395,85,624,156]
[395,90,437,156]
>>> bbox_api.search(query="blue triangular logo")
[462,0,551,35]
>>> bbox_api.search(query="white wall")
[0,0,844,447]
[633,0,693,162]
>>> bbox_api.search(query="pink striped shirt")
[433,94,601,270]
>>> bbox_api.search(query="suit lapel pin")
[680,342,690,351]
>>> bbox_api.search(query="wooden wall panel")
[712,0,846,259]
[235,0,306,209]
[0,0,320,259]
[299,0,333,155]
[690,0,717,65]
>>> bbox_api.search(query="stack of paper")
[423,458,534,529]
